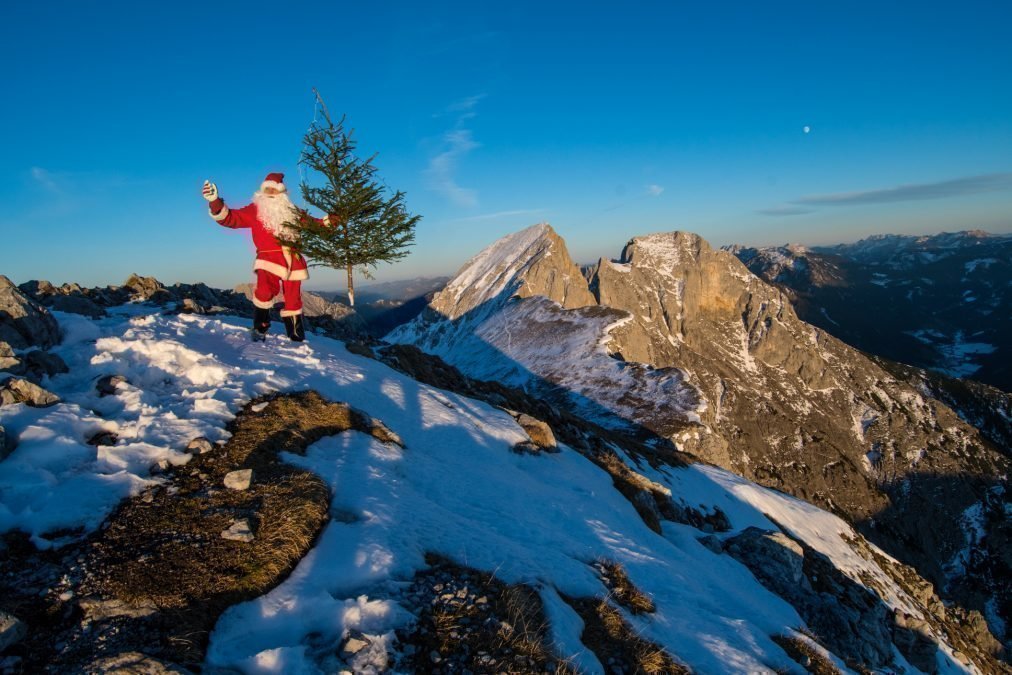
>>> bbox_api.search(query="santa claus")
[202,172,321,342]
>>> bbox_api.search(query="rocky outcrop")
[0,275,60,350]
[0,377,60,407]
[390,225,1012,653]
[15,274,368,342]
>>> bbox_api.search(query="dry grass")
[595,560,656,615]
[562,594,687,674]
[771,634,842,675]
[396,553,579,674]
[60,391,399,668]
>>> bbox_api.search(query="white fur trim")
[260,180,286,192]
[210,205,230,222]
[280,309,303,317]
[287,267,309,281]
[253,259,291,279]
[252,295,275,309]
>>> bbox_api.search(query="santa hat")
[261,172,286,192]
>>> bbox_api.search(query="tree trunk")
[346,263,355,307]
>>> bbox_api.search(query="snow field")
[0,308,974,673]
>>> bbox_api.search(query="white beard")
[252,190,298,238]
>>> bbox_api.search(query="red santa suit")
[207,173,309,317]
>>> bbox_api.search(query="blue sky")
[2,1,1010,289]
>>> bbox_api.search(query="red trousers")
[252,270,303,316]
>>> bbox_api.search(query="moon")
[803,125,811,134]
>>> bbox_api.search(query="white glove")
[202,180,219,202]
[322,215,330,226]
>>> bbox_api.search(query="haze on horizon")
[1,0,1010,290]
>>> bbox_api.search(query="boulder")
[726,526,895,668]
[86,652,193,674]
[0,377,60,407]
[221,519,254,542]
[23,350,69,378]
[0,610,27,652]
[123,274,166,301]
[223,469,252,490]
[0,275,60,350]
[0,342,18,371]
[48,294,106,319]
[186,437,214,454]
[515,413,557,451]
[96,374,128,396]
[0,424,16,461]
[17,279,57,299]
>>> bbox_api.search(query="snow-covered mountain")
[389,225,1011,661]
[727,230,1012,391]
[0,277,1005,672]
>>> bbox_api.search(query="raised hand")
[202,180,219,202]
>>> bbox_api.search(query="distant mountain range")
[724,230,1012,391]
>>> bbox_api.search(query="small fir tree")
[283,92,419,306]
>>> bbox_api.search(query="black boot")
[283,314,306,342]
[252,308,271,341]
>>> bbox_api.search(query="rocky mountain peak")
[430,223,596,321]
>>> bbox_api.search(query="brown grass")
[562,594,687,674]
[54,391,400,669]
[595,559,655,615]
[396,553,579,674]
[771,634,842,675]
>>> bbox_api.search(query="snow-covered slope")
[0,306,991,672]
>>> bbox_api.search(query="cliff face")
[390,226,1011,652]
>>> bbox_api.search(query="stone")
[87,431,118,446]
[0,342,18,371]
[96,374,128,396]
[341,637,369,655]
[0,610,26,652]
[221,519,254,542]
[186,437,214,454]
[86,651,192,674]
[23,350,69,377]
[697,534,724,554]
[515,413,557,451]
[47,294,106,319]
[0,275,61,350]
[0,424,16,461]
[223,469,252,490]
[0,377,60,407]
[122,274,166,301]
[78,597,156,621]
[179,298,205,314]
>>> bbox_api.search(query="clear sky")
[2,0,1010,290]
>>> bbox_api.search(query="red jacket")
[209,198,310,281]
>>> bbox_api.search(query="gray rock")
[78,596,156,621]
[23,350,68,377]
[221,519,254,542]
[86,651,193,674]
[223,469,252,490]
[697,534,724,554]
[0,610,26,652]
[515,413,557,451]
[47,294,106,319]
[893,612,938,673]
[0,377,60,407]
[727,526,894,668]
[0,424,15,461]
[186,437,214,454]
[0,275,60,349]
[0,342,18,371]
[341,636,369,655]
[97,374,128,396]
